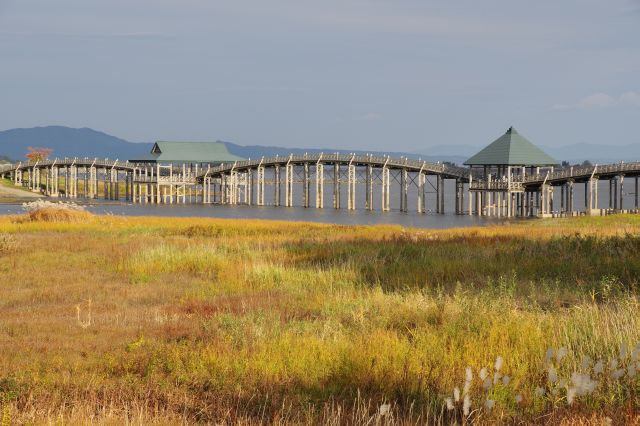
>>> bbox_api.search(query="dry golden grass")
[0,213,638,424]
[19,206,94,223]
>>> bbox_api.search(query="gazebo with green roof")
[130,141,244,167]
[465,126,557,171]
[464,126,558,217]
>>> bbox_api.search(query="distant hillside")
[1,126,637,166]
[0,126,461,164]
[0,126,151,161]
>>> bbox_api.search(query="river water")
[0,200,505,229]
[3,177,634,229]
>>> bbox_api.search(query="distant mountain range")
[0,126,152,161]
[0,125,638,165]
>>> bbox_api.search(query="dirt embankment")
[0,183,43,200]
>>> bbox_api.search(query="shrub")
[19,200,93,223]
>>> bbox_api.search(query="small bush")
[18,200,93,223]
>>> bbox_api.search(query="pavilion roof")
[464,127,558,166]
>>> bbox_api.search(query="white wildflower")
[545,348,555,363]
[609,358,618,370]
[445,398,454,411]
[463,381,471,396]
[502,375,510,385]
[515,394,523,403]
[378,403,390,417]
[479,367,488,381]
[463,394,471,416]
[493,371,503,385]
[548,367,558,384]
[454,387,460,402]
[556,347,568,362]
[483,378,493,390]
[570,372,597,395]
[567,387,577,405]
[594,360,604,374]
[535,387,545,397]
[484,399,495,410]
[611,368,625,380]
[495,356,504,371]
[628,364,636,378]
[619,343,628,359]
[465,366,473,383]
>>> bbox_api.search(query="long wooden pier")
[1,155,640,218]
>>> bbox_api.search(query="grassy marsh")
[0,212,639,424]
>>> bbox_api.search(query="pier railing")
[199,153,470,179]
[523,162,640,184]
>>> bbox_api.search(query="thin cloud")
[357,113,382,121]
[552,91,640,110]
[0,31,168,40]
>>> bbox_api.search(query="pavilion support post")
[365,165,373,211]
[619,175,624,212]
[609,179,614,209]
[568,181,574,215]
[457,181,462,215]
[333,163,341,209]
[303,163,310,208]
[64,166,69,197]
[231,170,239,205]
[132,169,138,203]
[220,173,226,204]
[53,167,60,197]
[347,164,356,210]
[274,165,281,207]
[418,172,426,214]
[636,177,639,210]
[316,163,324,208]
[246,169,253,205]
[467,174,473,216]
[584,181,588,210]
[285,162,293,207]
[400,168,408,212]
[124,171,130,201]
[613,177,619,211]
[45,167,50,195]
[257,165,265,206]
[89,166,97,199]
[381,166,390,211]
[114,169,120,200]
[439,176,445,214]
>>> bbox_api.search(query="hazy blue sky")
[1,0,639,151]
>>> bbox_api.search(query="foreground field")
[0,210,639,425]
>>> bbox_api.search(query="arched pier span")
[1,155,639,218]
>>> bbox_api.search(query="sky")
[0,0,639,152]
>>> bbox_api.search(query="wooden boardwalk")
[1,156,639,217]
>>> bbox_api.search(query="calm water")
[4,178,633,228]
[0,200,505,229]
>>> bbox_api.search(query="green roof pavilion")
[464,127,558,167]
[131,141,244,165]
